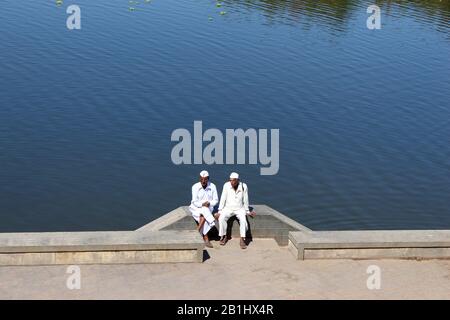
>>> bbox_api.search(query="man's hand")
[248,211,256,218]
[202,201,210,207]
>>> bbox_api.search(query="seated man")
[189,170,218,248]
[217,172,256,249]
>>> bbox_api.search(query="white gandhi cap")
[199,170,209,178]
[229,172,239,179]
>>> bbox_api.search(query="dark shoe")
[220,236,228,246]
[240,238,247,249]
[204,240,213,248]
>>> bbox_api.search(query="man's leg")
[218,209,233,244]
[200,206,215,236]
[190,207,213,248]
[235,209,248,249]
[235,209,248,238]
[197,215,205,232]
[199,207,216,248]
[190,207,201,226]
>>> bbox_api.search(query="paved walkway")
[1,239,449,299]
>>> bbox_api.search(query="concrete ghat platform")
[289,230,450,260]
[2,206,450,298]
[138,205,311,246]
[0,230,204,265]
[2,205,450,267]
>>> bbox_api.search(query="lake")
[0,0,449,232]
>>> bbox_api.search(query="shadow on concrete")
[203,250,211,262]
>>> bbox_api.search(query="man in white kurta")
[217,172,255,249]
[189,170,218,248]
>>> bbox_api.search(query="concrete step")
[289,230,450,260]
[0,230,204,266]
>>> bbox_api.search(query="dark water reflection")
[226,0,449,31]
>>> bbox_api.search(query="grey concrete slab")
[136,207,187,231]
[289,230,450,260]
[0,249,201,266]
[0,230,204,253]
[252,205,311,232]
[303,247,450,260]
[290,230,450,249]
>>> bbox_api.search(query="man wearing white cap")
[217,172,256,249]
[189,170,219,248]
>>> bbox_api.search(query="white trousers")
[189,206,215,236]
[218,208,248,238]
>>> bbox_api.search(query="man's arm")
[218,183,227,212]
[209,184,219,208]
[243,183,250,214]
[191,185,203,208]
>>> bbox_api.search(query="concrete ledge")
[139,205,311,246]
[289,230,450,260]
[136,207,187,232]
[0,249,201,266]
[6,205,450,265]
[0,230,204,266]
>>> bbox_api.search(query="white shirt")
[218,181,250,214]
[190,181,219,209]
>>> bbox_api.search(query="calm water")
[0,0,449,232]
